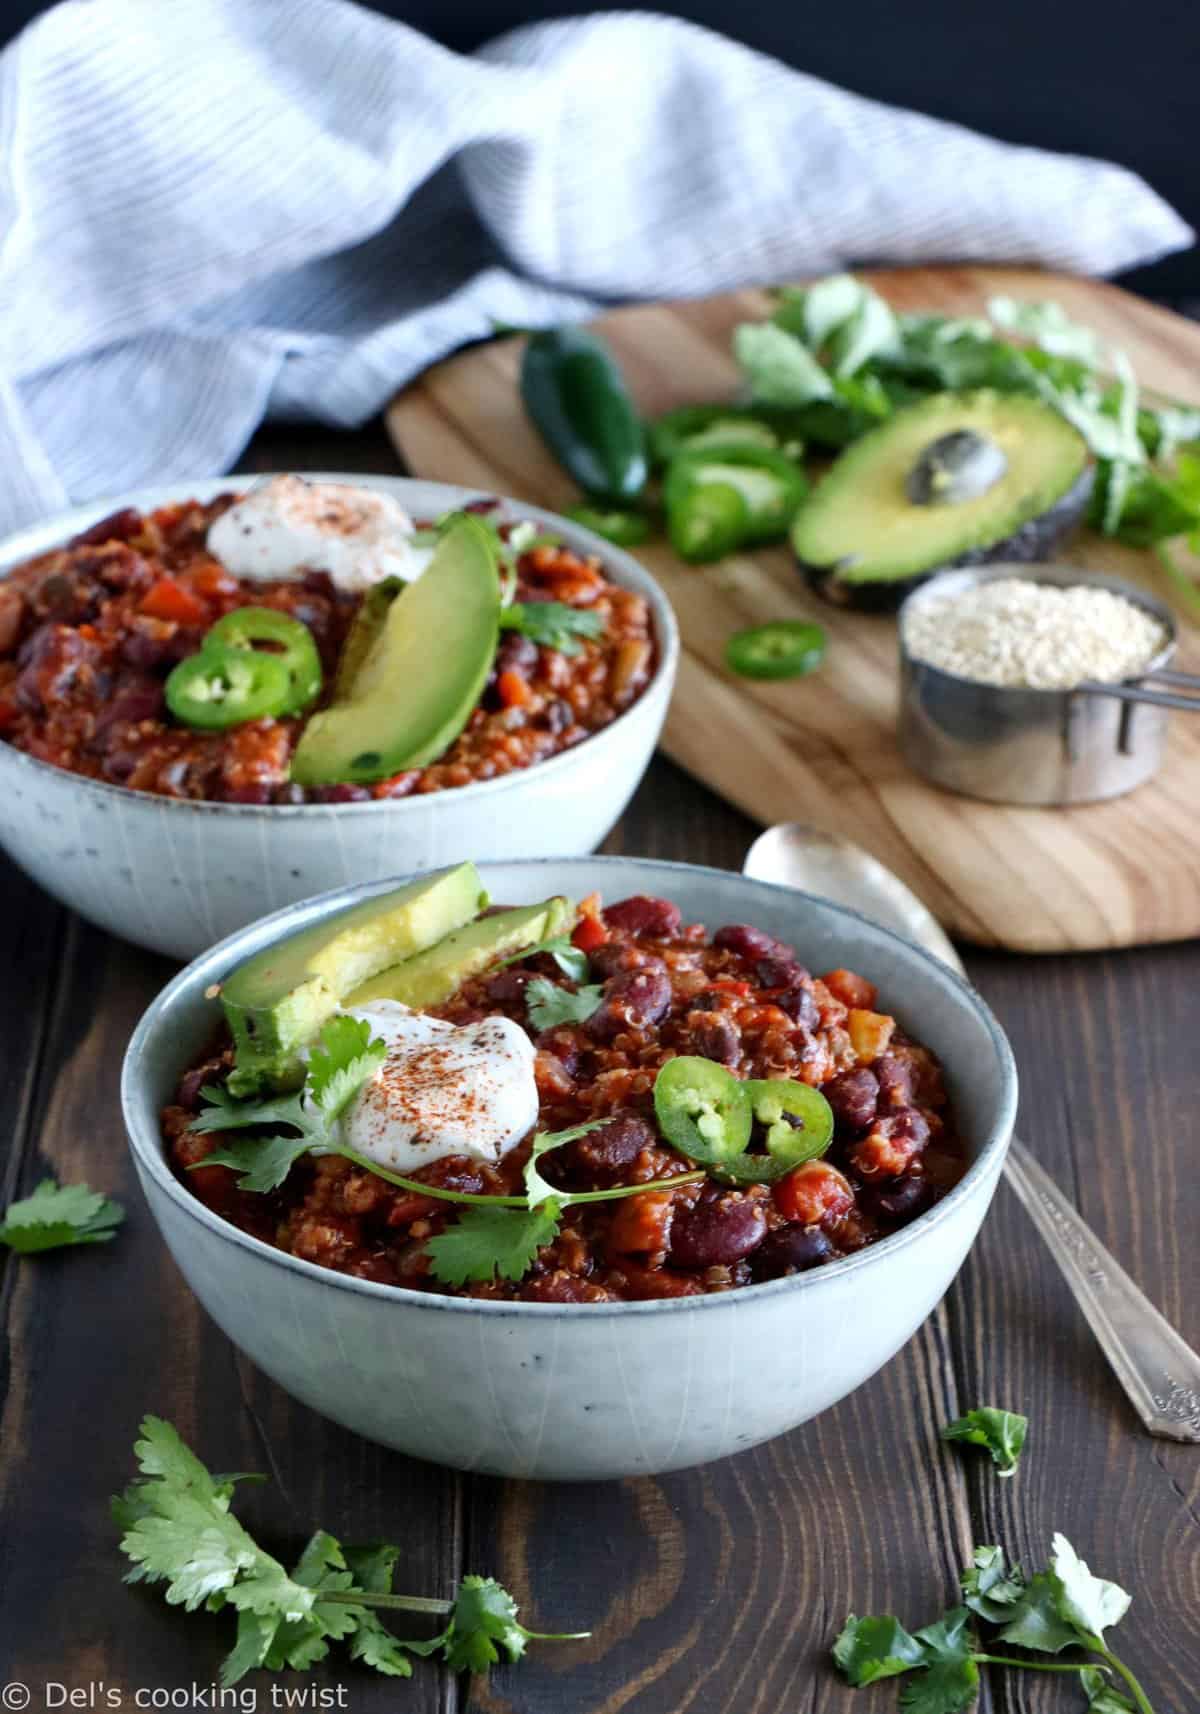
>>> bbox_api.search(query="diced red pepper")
[140,576,208,627]
[190,560,240,600]
[572,912,609,953]
[496,668,533,708]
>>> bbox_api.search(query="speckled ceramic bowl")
[0,477,677,960]
[121,857,1017,1481]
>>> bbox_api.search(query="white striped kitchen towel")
[0,0,1190,535]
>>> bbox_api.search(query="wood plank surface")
[0,425,1195,1714]
[387,267,1200,956]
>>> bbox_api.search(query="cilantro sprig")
[192,1025,702,1290]
[834,1536,1153,1713]
[498,933,590,982]
[499,602,604,656]
[941,1406,1028,1477]
[525,976,604,1030]
[0,1178,125,1254]
[114,1416,585,1687]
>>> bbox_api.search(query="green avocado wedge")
[791,391,1092,610]
[221,862,487,1093]
[289,516,501,786]
[346,896,575,1010]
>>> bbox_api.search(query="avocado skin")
[798,465,1094,612]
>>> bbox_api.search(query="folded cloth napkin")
[0,0,1190,535]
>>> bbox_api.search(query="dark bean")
[756,955,810,989]
[774,985,820,1030]
[67,507,141,548]
[93,680,164,739]
[541,698,573,734]
[274,783,307,805]
[482,966,532,1006]
[588,943,664,979]
[535,1027,582,1078]
[875,1052,916,1110]
[308,783,372,803]
[571,1113,655,1176]
[669,1193,766,1268]
[302,571,339,598]
[15,622,102,711]
[712,923,780,962]
[495,632,539,677]
[463,496,501,515]
[862,1172,933,1221]
[587,965,673,1040]
[824,1067,880,1134]
[602,895,683,938]
[683,1009,740,1065]
[752,1224,833,1279]
[32,571,96,624]
[223,784,273,805]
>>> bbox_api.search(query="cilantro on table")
[499,601,604,655]
[834,1535,1154,1713]
[192,1025,702,1289]
[114,1416,584,1688]
[940,1405,1028,1477]
[0,1178,125,1254]
[732,273,1200,614]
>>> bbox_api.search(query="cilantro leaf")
[192,1017,385,1194]
[307,1015,387,1118]
[424,1202,562,1286]
[500,934,589,982]
[525,977,604,1031]
[941,1407,1028,1476]
[522,1121,608,1210]
[115,1416,582,1686]
[902,1610,980,1714]
[1048,1533,1131,1641]
[832,1614,926,1685]
[0,1178,125,1254]
[499,602,604,655]
[734,321,835,406]
[1080,1665,1137,1711]
[994,1572,1080,1654]
[960,1545,1027,1624]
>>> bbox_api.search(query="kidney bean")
[571,1113,656,1176]
[669,1190,766,1268]
[849,1109,931,1179]
[683,1008,740,1065]
[93,679,164,739]
[588,942,664,979]
[274,782,308,805]
[712,923,780,962]
[534,1027,583,1078]
[119,620,177,672]
[482,966,533,1006]
[874,1052,916,1110]
[495,632,539,678]
[587,965,672,1040]
[541,698,573,734]
[602,895,683,938]
[15,623,102,711]
[862,1172,933,1221]
[67,506,142,548]
[756,955,810,989]
[823,1067,880,1134]
[752,1224,833,1278]
[309,783,372,803]
[774,985,820,1031]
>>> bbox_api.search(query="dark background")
[5,0,1198,300]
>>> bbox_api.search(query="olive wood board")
[386,266,1200,953]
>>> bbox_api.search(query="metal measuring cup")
[897,564,1199,806]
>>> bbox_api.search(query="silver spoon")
[745,821,1200,1444]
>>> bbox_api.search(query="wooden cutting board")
[386,267,1200,952]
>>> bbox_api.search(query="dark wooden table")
[1,426,1196,1714]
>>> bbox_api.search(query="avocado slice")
[221,861,487,1092]
[333,577,403,700]
[791,392,1093,610]
[290,516,501,786]
[347,896,574,1010]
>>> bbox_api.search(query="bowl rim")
[121,855,1018,1320]
[0,473,679,817]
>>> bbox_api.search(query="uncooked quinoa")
[903,577,1168,690]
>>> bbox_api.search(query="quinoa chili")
[0,496,656,805]
[164,893,967,1302]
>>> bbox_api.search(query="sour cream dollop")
[207,475,435,593]
[339,1001,539,1174]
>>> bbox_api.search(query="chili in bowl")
[122,856,1017,1480]
[0,477,677,958]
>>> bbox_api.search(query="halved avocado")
[221,861,487,1092]
[290,516,500,786]
[347,896,574,1009]
[791,392,1093,609]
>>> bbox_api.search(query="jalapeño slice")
[725,620,826,681]
[205,607,323,714]
[165,642,292,730]
[653,1057,752,1167]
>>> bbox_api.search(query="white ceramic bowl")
[122,857,1017,1481]
[0,477,678,959]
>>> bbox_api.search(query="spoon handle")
[1004,1135,1200,1443]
